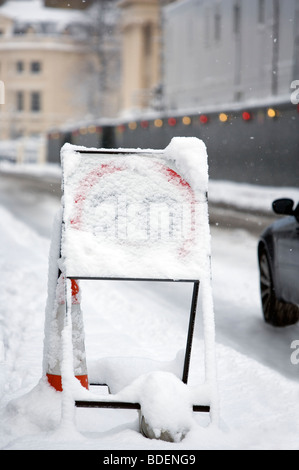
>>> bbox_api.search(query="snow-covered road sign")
[44,138,218,441]
[61,138,210,281]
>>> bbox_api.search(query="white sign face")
[61,142,210,280]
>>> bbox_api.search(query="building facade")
[163,0,299,113]
[118,0,163,117]
[0,1,102,140]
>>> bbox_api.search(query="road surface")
[0,167,298,383]
[0,170,277,237]
[1,167,299,450]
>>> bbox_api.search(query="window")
[204,6,212,47]
[143,23,152,57]
[31,61,41,74]
[0,80,4,105]
[31,92,41,112]
[16,91,24,111]
[143,23,153,92]
[214,6,221,42]
[13,23,28,35]
[233,3,241,34]
[16,61,24,73]
[258,0,266,24]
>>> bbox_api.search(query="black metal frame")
[70,277,210,414]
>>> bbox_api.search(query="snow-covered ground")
[0,163,299,450]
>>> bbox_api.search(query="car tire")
[259,249,299,327]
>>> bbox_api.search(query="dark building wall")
[47,102,299,188]
[44,0,93,9]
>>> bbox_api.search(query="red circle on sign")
[70,161,197,257]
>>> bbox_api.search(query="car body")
[258,198,299,327]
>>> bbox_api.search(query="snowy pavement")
[0,163,299,450]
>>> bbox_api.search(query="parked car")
[258,198,299,327]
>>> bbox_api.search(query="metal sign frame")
[71,278,209,413]
[61,148,211,414]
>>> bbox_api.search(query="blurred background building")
[0,0,298,184]
[0,0,120,140]
[163,0,299,113]
[1,0,297,134]
[118,0,161,117]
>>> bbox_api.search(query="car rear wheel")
[259,249,299,327]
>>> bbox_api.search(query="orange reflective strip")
[46,374,88,392]
[71,279,79,297]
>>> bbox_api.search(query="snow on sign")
[47,138,218,438]
[61,138,211,281]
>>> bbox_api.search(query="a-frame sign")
[43,137,218,440]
